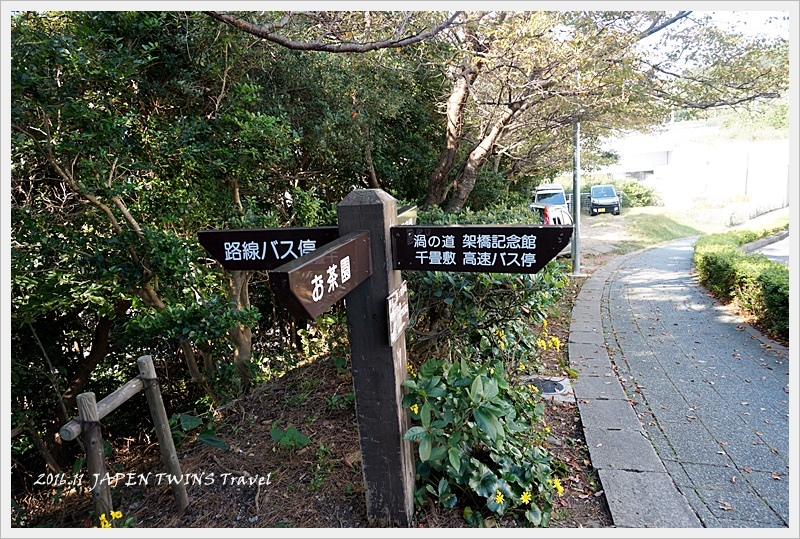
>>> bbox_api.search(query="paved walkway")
[569,236,791,529]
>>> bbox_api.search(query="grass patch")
[623,208,708,244]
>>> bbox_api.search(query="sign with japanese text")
[268,231,372,320]
[387,280,409,344]
[197,227,339,271]
[390,225,572,274]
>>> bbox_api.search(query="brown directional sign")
[269,231,372,320]
[197,226,339,271]
[391,224,572,274]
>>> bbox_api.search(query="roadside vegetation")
[693,221,790,343]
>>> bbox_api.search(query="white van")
[531,184,573,225]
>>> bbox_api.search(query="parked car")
[531,183,573,225]
[530,183,572,257]
[589,184,621,216]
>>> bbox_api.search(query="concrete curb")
[740,230,789,253]
[568,247,702,528]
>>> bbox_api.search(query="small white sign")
[387,281,409,344]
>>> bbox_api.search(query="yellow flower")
[110,511,123,520]
[537,338,547,349]
[494,490,504,504]
[528,384,539,393]
[520,491,532,505]
[549,336,561,350]
[99,514,111,528]
[407,364,416,376]
[549,478,564,496]
[489,367,494,375]
[542,318,548,328]
[410,404,419,415]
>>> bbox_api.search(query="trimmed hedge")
[693,226,789,341]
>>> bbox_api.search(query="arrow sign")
[269,230,372,320]
[197,227,339,270]
[391,224,572,274]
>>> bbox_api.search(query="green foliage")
[308,443,335,491]
[168,413,228,450]
[269,421,311,450]
[694,227,789,340]
[403,357,556,526]
[408,204,568,367]
[325,391,355,412]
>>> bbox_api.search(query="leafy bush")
[759,265,790,338]
[694,228,789,340]
[402,357,557,526]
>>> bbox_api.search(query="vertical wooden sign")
[337,190,415,527]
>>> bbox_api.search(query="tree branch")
[205,11,462,52]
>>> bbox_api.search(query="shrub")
[759,264,790,338]
[693,228,789,341]
[403,356,557,527]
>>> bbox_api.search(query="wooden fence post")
[137,355,189,512]
[337,189,415,527]
[77,392,113,523]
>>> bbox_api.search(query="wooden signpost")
[198,190,572,527]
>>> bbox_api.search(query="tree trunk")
[61,299,131,414]
[423,66,478,209]
[226,270,254,393]
[444,99,534,212]
[363,124,381,189]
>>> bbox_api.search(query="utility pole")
[571,120,582,275]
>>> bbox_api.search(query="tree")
[10,11,289,463]
[419,10,789,211]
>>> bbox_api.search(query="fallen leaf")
[743,466,753,473]
[718,500,733,511]
[771,472,782,480]
[730,476,736,483]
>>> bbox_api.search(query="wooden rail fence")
[59,355,188,524]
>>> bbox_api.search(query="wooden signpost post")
[198,189,572,527]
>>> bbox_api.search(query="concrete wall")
[599,121,790,221]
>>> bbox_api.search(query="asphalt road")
[755,235,790,265]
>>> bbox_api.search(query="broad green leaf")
[419,437,432,461]
[448,448,461,473]
[180,413,203,431]
[404,426,427,441]
[473,407,499,439]
[197,430,229,450]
